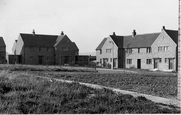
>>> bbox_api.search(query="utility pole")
[178,0,181,104]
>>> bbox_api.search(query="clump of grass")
[0,72,180,114]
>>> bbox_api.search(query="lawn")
[0,70,180,114]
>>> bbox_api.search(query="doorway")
[38,56,43,64]
[154,59,158,69]
[137,59,141,69]
[168,58,174,70]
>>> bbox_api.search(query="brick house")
[96,27,178,71]
[0,37,6,64]
[10,30,79,65]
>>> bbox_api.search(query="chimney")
[32,29,35,36]
[162,26,166,31]
[61,31,64,35]
[113,32,116,36]
[132,30,136,37]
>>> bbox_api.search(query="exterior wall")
[12,40,17,54]
[125,47,153,69]
[0,46,6,63]
[24,46,55,65]
[15,35,24,55]
[55,36,79,65]
[75,55,89,66]
[151,30,177,71]
[96,36,118,68]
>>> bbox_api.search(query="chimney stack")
[113,32,116,36]
[61,31,64,35]
[162,26,166,30]
[32,29,35,36]
[132,30,136,37]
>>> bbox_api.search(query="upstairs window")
[164,46,169,52]
[62,47,70,51]
[127,48,132,54]
[158,46,169,52]
[100,49,102,54]
[138,48,140,53]
[146,48,151,53]
[29,56,33,60]
[39,47,41,51]
[106,49,111,53]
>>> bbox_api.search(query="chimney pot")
[132,30,136,37]
[113,32,116,36]
[61,31,64,35]
[32,29,35,36]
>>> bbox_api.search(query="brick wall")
[24,46,55,65]
[55,36,78,65]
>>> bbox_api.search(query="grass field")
[0,70,180,114]
[35,72,177,99]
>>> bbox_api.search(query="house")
[96,26,178,71]
[0,37,6,64]
[10,30,79,65]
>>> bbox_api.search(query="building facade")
[10,30,79,65]
[96,27,178,71]
[0,37,6,64]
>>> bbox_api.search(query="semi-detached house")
[10,30,79,65]
[96,26,178,71]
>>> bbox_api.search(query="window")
[100,59,102,63]
[158,46,169,52]
[62,47,70,51]
[100,49,102,54]
[165,58,167,63]
[159,58,162,63]
[138,48,140,53]
[47,47,49,51]
[127,48,132,53]
[146,48,151,53]
[146,59,152,64]
[110,58,112,62]
[29,56,33,60]
[127,59,132,64]
[47,56,51,61]
[106,49,111,53]
[39,47,41,51]
[164,46,169,52]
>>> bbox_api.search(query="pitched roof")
[164,29,178,44]
[0,37,6,47]
[20,33,58,47]
[96,38,107,50]
[110,35,124,48]
[123,33,160,48]
[54,35,66,46]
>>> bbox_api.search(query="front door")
[154,59,158,69]
[168,58,174,70]
[38,56,43,64]
[137,59,141,69]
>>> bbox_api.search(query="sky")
[0,0,178,54]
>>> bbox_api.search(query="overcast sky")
[0,0,178,54]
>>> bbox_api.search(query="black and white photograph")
[0,0,180,114]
